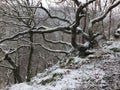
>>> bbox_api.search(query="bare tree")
[0,0,120,84]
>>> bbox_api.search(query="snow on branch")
[8,45,30,54]
[40,6,71,24]
[0,45,30,58]
[0,26,70,44]
[76,27,89,40]
[33,26,70,34]
[0,45,30,69]
[33,43,70,54]
[0,29,30,43]
[82,0,96,8]
[72,0,81,6]
[71,0,96,29]
[21,3,71,24]
[89,1,120,28]
[0,19,28,27]
[42,34,71,47]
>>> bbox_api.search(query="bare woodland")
[0,0,120,88]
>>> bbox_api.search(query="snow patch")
[9,83,38,90]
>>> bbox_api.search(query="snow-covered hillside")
[8,40,120,90]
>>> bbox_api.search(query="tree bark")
[5,55,22,83]
[26,31,34,82]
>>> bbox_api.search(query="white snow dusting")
[9,58,105,90]
[9,41,120,90]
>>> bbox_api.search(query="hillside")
[8,40,120,90]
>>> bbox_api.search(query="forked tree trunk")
[5,55,23,83]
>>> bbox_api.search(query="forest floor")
[5,40,120,90]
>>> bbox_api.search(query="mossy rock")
[110,48,120,52]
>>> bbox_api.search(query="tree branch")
[0,19,28,27]
[71,0,95,49]
[0,26,70,44]
[89,1,120,28]
[8,45,30,54]
[0,64,13,70]
[0,29,30,43]
[33,26,70,34]
[21,4,71,24]
[33,43,70,54]
[42,34,71,47]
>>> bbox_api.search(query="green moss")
[52,73,63,78]
[40,73,63,85]
[110,48,120,52]
[59,57,74,68]
[59,64,65,68]
[66,58,74,65]
[40,77,55,85]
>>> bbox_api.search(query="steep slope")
[8,40,120,90]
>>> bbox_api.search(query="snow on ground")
[9,57,105,90]
[103,40,120,49]
[9,41,120,90]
